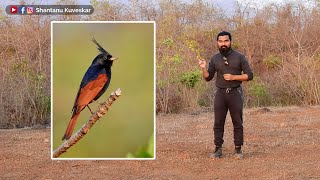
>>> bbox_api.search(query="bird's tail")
[92,38,108,55]
[62,113,81,140]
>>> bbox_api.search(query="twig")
[52,88,122,158]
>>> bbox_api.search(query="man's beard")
[219,46,231,56]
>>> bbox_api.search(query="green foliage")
[157,79,166,88]
[12,61,28,72]
[34,80,51,119]
[204,28,219,39]
[8,59,50,125]
[186,39,198,51]
[157,64,163,72]
[198,99,207,107]
[249,81,268,98]
[98,0,111,6]
[90,0,99,7]
[186,39,204,59]
[162,38,174,47]
[263,55,282,69]
[248,77,271,107]
[39,94,50,114]
[232,41,240,49]
[180,70,202,88]
[127,134,154,158]
[170,54,182,64]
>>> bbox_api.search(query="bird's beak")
[110,57,118,61]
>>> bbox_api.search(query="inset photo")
[51,21,155,159]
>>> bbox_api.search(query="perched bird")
[62,38,117,140]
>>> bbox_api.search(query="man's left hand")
[224,74,249,81]
[223,74,234,81]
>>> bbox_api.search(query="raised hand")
[198,59,206,69]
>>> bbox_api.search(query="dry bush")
[0,0,90,128]
[270,56,320,105]
[232,1,320,108]
[0,15,50,128]
[123,0,320,112]
[155,0,225,113]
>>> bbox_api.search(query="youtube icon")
[10,6,18,14]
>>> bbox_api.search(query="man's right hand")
[198,59,206,69]
[198,58,210,79]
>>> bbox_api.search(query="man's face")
[217,35,231,56]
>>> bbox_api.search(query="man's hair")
[216,31,232,41]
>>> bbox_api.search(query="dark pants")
[213,86,244,147]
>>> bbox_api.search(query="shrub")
[179,70,202,88]
[247,77,271,107]
[263,55,282,69]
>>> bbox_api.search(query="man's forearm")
[232,74,249,81]
[202,68,209,79]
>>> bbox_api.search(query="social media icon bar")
[6,5,35,15]
[6,5,94,15]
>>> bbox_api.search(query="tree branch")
[52,88,122,158]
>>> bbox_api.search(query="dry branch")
[52,88,122,158]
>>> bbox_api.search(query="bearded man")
[198,31,253,159]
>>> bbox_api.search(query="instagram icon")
[27,7,33,14]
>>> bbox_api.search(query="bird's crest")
[92,38,110,55]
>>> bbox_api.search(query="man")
[198,31,253,159]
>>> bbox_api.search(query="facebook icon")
[18,6,26,14]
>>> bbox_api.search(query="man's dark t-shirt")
[205,50,253,88]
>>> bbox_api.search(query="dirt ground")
[1,106,320,179]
